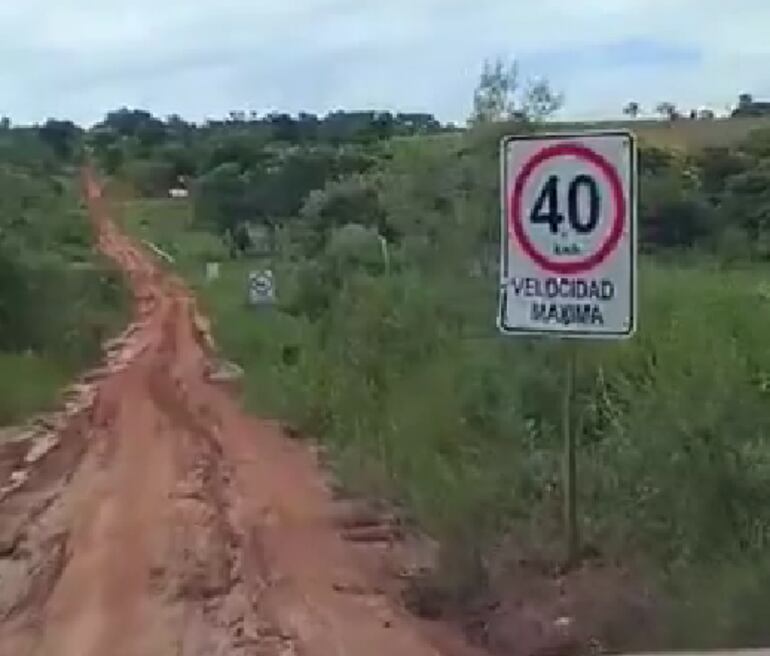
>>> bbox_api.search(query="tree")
[160,143,197,178]
[523,78,564,120]
[640,171,715,249]
[165,114,193,140]
[738,93,754,110]
[623,102,641,118]
[204,134,270,172]
[39,119,82,161]
[122,159,176,197]
[694,147,746,195]
[102,144,124,175]
[300,175,386,250]
[0,245,32,350]
[733,93,770,117]
[325,223,386,274]
[639,146,675,175]
[101,108,163,138]
[230,221,253,256]
[267,113,299,142]
[297,112,321,141]
[195,162,248,234]
[720,165,770,249]
[394,113,441,135]
[656,102,680,121]
[470,57,562,124]
[739,127,770,159]
[470,58,520,124]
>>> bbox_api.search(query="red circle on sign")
[510,143,626,275]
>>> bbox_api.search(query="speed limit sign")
[248,269,275,306]
[499,131,637,338]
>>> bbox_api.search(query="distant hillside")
[404,116,770,153]
[550,116,770,150]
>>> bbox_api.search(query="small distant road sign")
[248,270,275,306]
[499,131,637,338]
[206,262,220,281]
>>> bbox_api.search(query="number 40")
[530,174,600,235]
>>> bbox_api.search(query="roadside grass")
[122,196,770,650]
[0,353,68,426]
[0,174,129,431]
[0,255,128,431]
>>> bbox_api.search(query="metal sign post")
[562,344,578,566]
[499,131,638,566]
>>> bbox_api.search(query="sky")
[0,0,767,126]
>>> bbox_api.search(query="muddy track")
[0,171,487,656]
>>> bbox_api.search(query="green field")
[406,116,770,151]
[556,117,770,149]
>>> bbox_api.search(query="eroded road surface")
[0,172,483,656]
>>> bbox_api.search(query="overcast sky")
[0,0,767,126]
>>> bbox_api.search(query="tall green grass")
[122,193,770,649]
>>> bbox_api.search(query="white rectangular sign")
[248,270,276,306]
[498,131,637,338]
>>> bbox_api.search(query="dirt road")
[0,172,485,656]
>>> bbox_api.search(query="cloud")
[0,0,766,124]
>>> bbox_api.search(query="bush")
[121,158,176,197]
[719,164,770,257]
[0,130,128,426]
[640,171,716,249]
[300,176,386,246]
